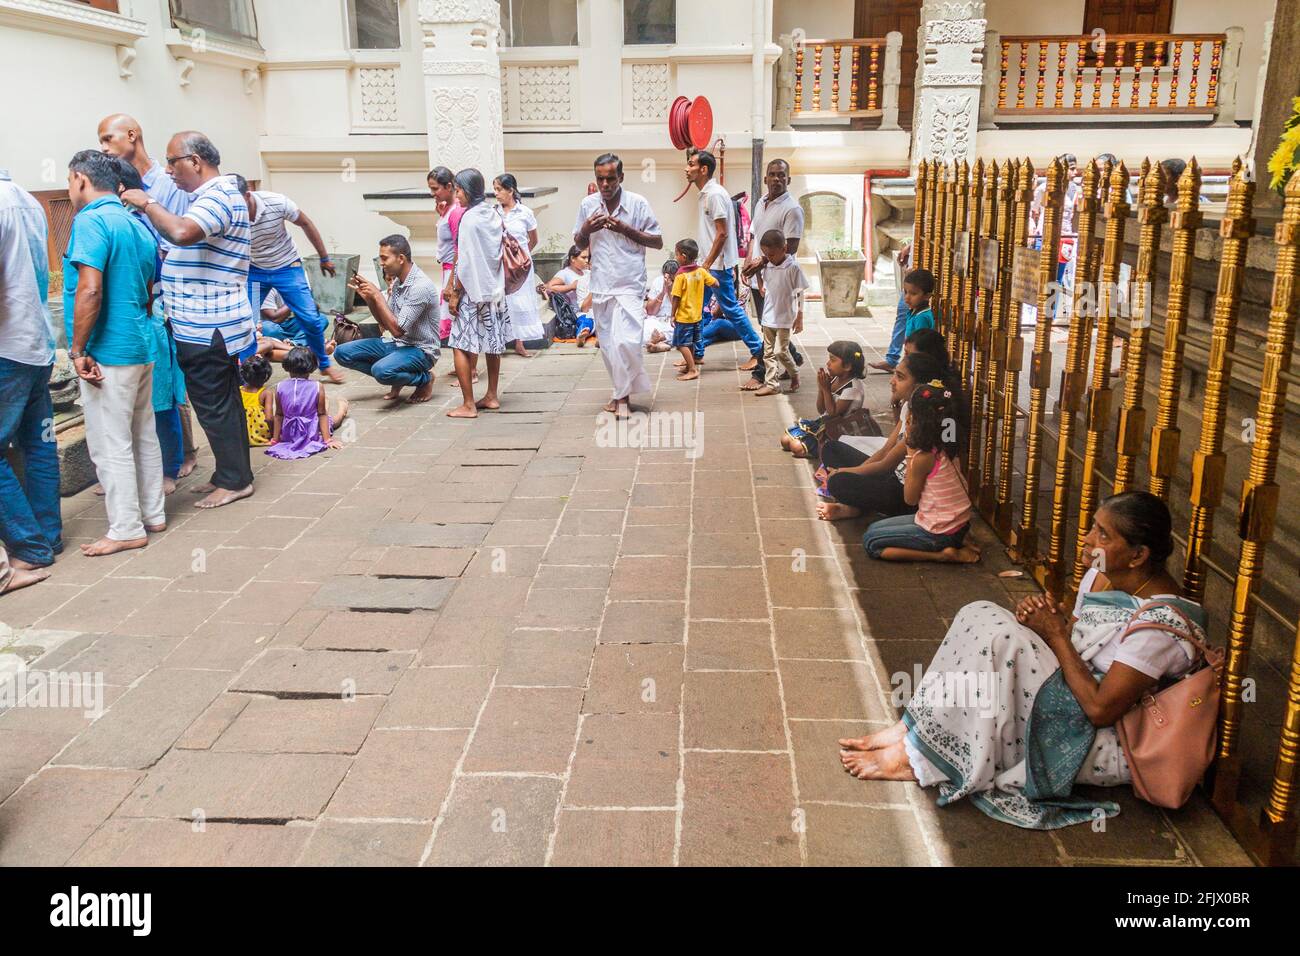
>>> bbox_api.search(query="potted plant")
[531,232,572,285]
[816,236,866,317]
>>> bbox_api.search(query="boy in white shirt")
[643,258,677,353]
[753,229,807,396]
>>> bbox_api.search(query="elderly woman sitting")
[839,491,1208,829]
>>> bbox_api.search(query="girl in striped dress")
[861,381,981,564]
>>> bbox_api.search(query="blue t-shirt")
[63,195,158,366]
[905,306,935,338]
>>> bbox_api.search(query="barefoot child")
[781,341,866,458]
[669,239,717,381]
[752,229,807,396]
[266,347,350,460]
[644,258,678,353]
[239,353,274,447]
[860,381,980,564]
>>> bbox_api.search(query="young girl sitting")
[860,382,981,564]
[781,340,866,459]
[816,350,946,522]
[644,258,679,353]
[266,347,350,460]
[239,353,274,447]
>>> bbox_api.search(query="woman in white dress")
[446,168,513,419]
[839,491,1209,829]
[493,174,542,357]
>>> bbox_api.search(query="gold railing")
[995,33,1228,116]
[790,37,887,119]
[915,155,1300,865]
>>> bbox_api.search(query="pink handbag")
[1113,600,1223,810]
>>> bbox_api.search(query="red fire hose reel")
[669,95,721,202]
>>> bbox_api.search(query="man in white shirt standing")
[574,153,663,417]
[235,175,344,384]
[684,150,763,372]
[740,158,806,389]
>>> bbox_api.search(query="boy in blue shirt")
[64,150,166,557]
[901,268,936,338]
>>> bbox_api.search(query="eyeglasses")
[165,154,197,168]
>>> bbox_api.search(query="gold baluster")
[1209,38,1223,107]
[969,159,997,489]
[1215,168,1300,813]
[1111,40,1126,109]
[1169,39,1182,108]
[962,160,983,409]
[1189,40,1202,107]
[794,45,804,113]
[850,46,861,111]
[952,160,974,386]
[1014,157,1065,564]
[1017,42,1028,109]
[831,44,842,113]
[1149,40,1164,108]
[1183,159,1254,602]
[1046,159,1102,591]
[1035,39,1048,108]
[1131,40,1145,109]
[923,161,940,276]
[1073,161,1131,586]
[868,44,880,111]
[980,159,1018,517]
[999,40,1009,109]
[1113,159,1167,493]
[813,43,823,111]
[996,159,1035,538]
[1092,36,1105,108]
[1148,158,1202,499]
[941,166,959,336]
[1055,40,1067,109]
[1264,618,1300,861]
[915,160,929,274]
[1074,39,1085,110]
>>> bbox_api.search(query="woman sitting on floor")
[839,491,1208,830]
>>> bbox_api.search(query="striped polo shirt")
[248,190,302,270]
[161,174,255,356]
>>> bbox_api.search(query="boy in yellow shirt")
[669,238,718,381]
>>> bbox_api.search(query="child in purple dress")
[267,347,350,460]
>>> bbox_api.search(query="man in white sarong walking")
[574,153,663,417]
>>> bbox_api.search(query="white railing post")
[1213,26,1245,127]
[979,29,1000,129]
[775,33,794,130]
[881,31,902,130]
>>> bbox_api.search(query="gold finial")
[1177,157,1202,210]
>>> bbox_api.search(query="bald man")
[98,114,198,479]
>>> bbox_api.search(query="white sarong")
[593,294,651,400]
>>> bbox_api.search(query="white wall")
[773,0,854,42]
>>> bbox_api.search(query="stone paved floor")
[0,304,1252,866]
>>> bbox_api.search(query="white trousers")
[79,363,165,541]
[592,294,651,401]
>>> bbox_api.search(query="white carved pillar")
[418,0,505,177]
[1213,26,1245,128]
[880,32,903,131]
[911,1,987,175]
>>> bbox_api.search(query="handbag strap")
[1119,598,1214,663]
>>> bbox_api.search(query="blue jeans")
[259,319,308,347]
[0,357,62,566]
[885,294,909,366]
[862,514,968,559]
[155,406,184,480]
[334,338,433,388]
[247,262,332,369]
[697,268,762,360]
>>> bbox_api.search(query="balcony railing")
[775,32,902,130]
[982,29,1244,127]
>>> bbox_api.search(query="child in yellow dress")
[239,353,274,447]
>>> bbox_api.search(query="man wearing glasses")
[121,132,255,510]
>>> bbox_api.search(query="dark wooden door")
[1082,0,1174,36]
[855,0,921,128]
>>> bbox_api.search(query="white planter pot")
[817,252,866,317]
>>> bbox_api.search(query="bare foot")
[942,545,983,564]
[1,567,50,594]
[195,485,254,510]
[408,382,435,404]
[817,501,862,522]
[447,403,479,419]
[788,375,800,392]
[676,370,699,381]
[738,356,759,372]
[739,379,762,391]
[190,482,216,495]
[868,361,896,373]
[9,557,45,571]
[145,523,166,533]
[475,395,501,411]
[321,365,347,384]
[514,342,531,358]
[753,385,779,396]
[577,330,592,348]
[841,740,917,781]
[839,720,906,752]
[92,483,105,497]
[383,386,405,401]
[602,400,618,413]
[178,457,197,479]
[80,536,148,557]
[162,476,177,495]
